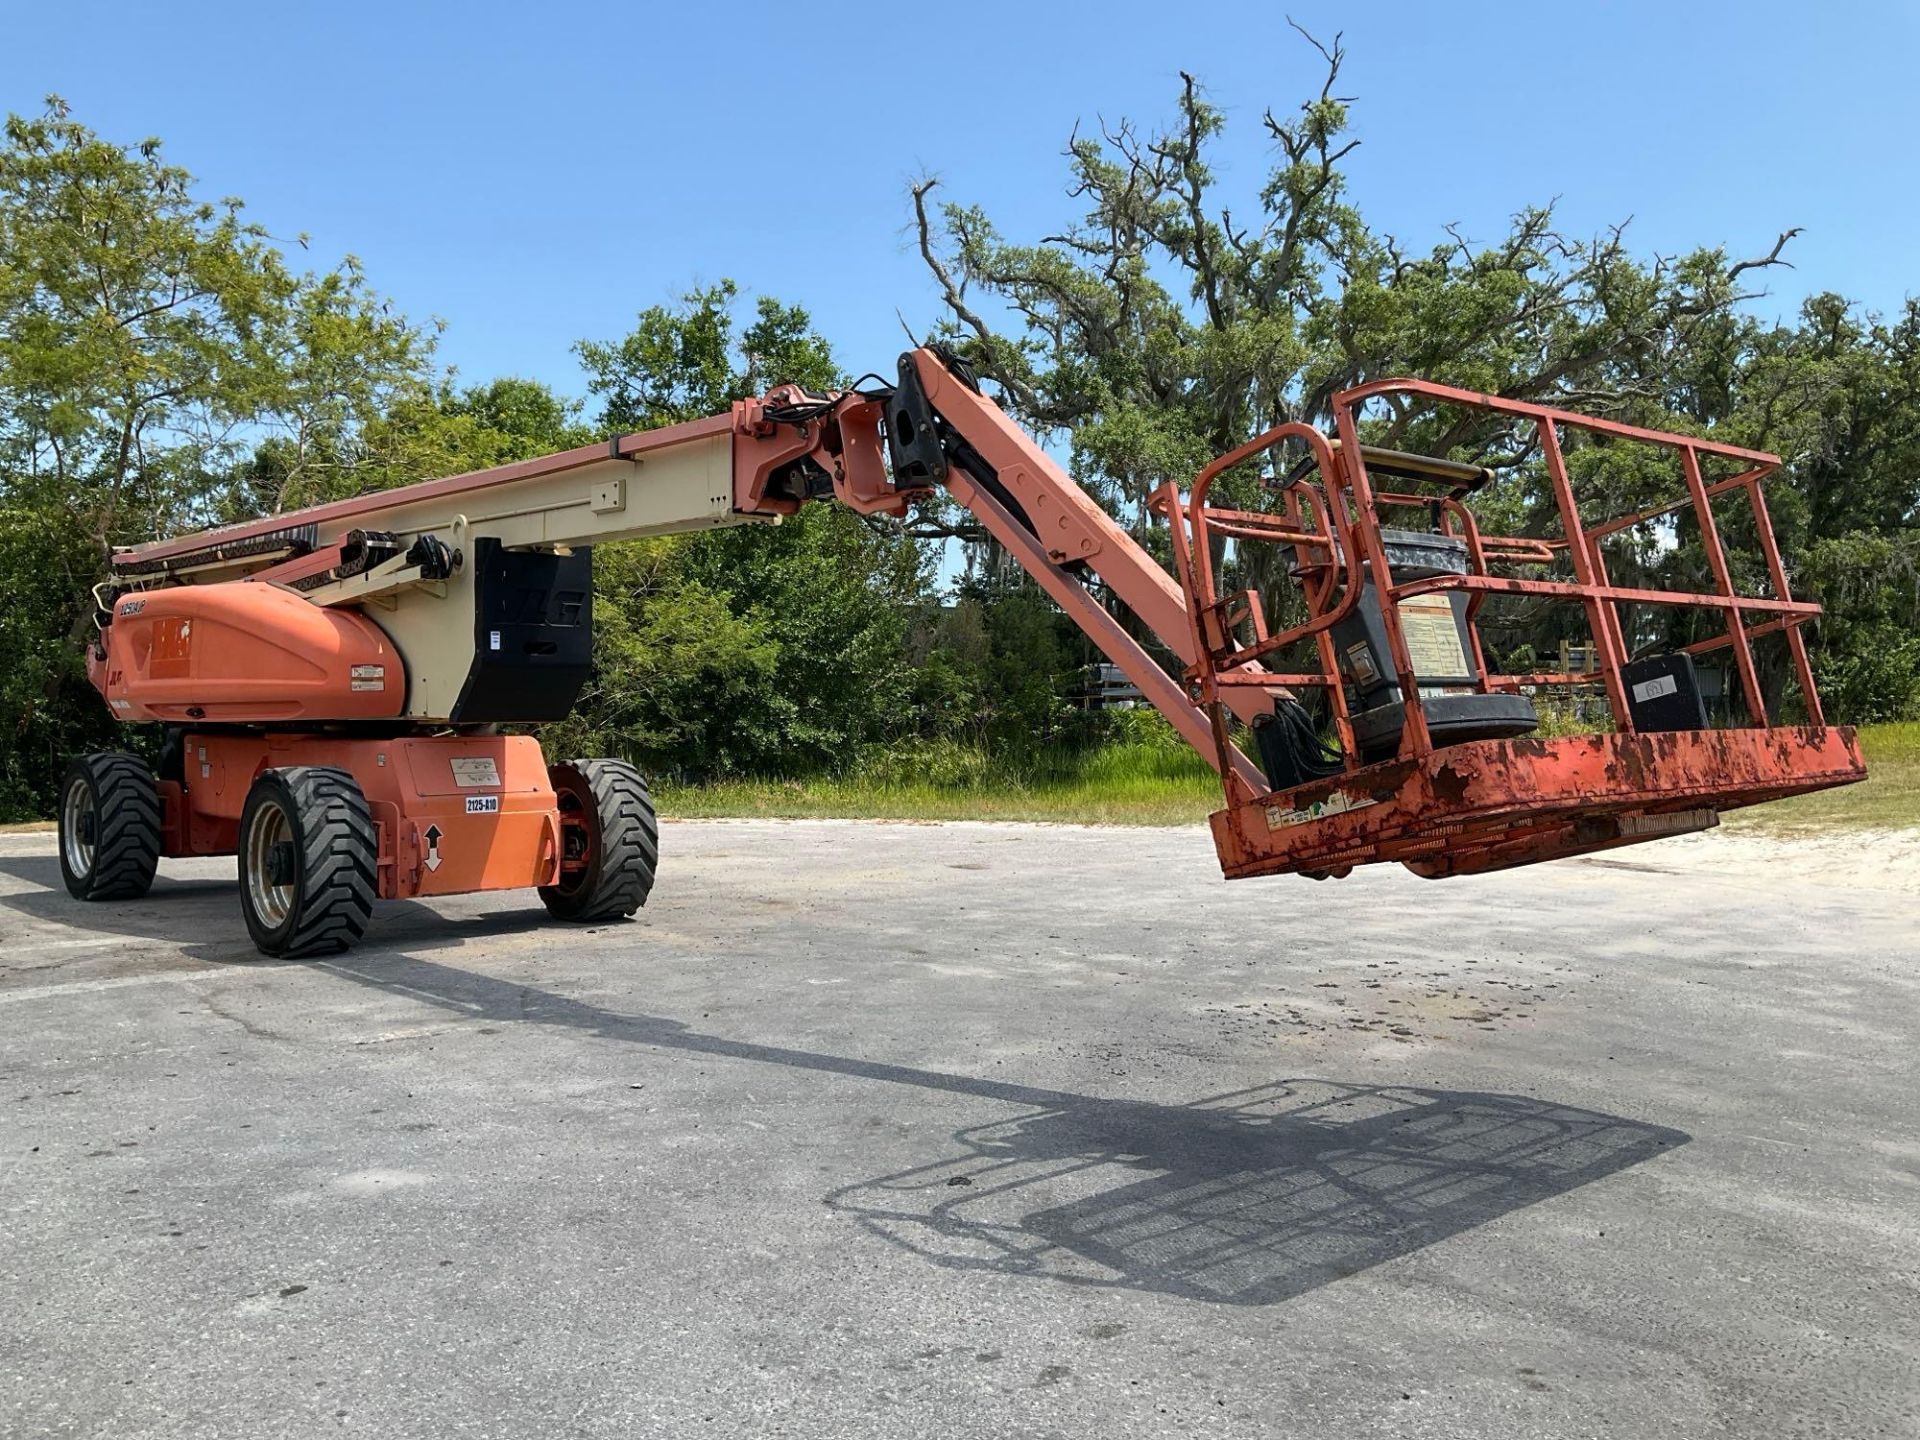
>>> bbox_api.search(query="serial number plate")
[465,795,500,814]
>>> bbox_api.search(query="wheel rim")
[245,799,295,928]
[62,779,94,878]
[554,786,592,896]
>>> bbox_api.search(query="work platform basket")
[1159,380,1865,880]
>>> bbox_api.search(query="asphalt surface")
[2,819,1916,1439]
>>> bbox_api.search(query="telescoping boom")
[64,347,1864,957]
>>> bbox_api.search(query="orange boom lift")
[63,349,1863,956]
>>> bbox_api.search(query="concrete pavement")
[2,820,1915,1438]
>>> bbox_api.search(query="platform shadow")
[822,1079,1680,1304]
[309,949,1687,1307]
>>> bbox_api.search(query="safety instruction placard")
[450,756,501,788]
[1396,598,1469,678]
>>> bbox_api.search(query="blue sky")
[5,1,1916,407]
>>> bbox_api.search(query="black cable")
[1271,696,1345,780]
[761,392,839,426]
[761,372,902,428]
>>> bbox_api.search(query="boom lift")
[63,348,1865,956]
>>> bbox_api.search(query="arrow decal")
[424,823,444,873]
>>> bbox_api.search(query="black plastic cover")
[1349,692,1542,760]
[1621,652,1710,731]
[1318,527,1540,760]
[1331,530,1482,711]
[449,537,594,724]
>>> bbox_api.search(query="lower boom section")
[1209,726,1866,881]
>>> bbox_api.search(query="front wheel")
[238,766,376,958]
[58,753,162,900]
[539,759,657,922]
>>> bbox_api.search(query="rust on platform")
[1165,379,1869,881]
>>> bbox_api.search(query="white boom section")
[113,419,771,721]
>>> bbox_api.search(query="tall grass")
[659,719,1919,834]
[657,720,1222,827]
[1722,721,1919,835]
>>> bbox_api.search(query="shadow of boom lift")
[311,945,1687,1308]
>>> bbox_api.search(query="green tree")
[338,373,594,497]
[914,37,1796,503]
[552,285,931,779]
[575,280,840,430]
[0,100,435,817]
[217,369,592,524]
[910,31,1913,723]
[0,98,431,551]
[0,505,123,818]
[1701,296,1920,715]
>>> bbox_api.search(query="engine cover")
[93,582,404,724]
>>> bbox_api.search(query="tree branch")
[1727,227,1802,283]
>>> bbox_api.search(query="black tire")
[58,753,162,901]
[539,759,657,922]
[238,766,376,958]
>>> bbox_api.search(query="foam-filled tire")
[538,759,657,922]
[238,766,376,958]
[58,753,162,901]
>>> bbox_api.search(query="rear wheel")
[539,759,657,922]
[238,766,376,958]
[58,753,162,900]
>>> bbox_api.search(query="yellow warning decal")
[1396,598,1468,677]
